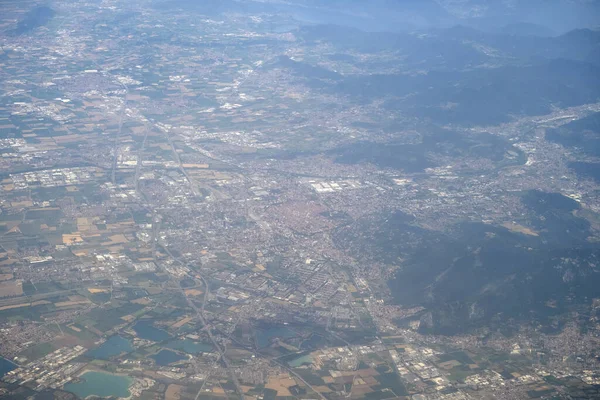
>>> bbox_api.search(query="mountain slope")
[333,191,600,334]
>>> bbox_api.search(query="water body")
[257,325,296,348]
[289,354,313,367]
[133,320,170,342]
[64,371,132,399]
[86,335,132,360]
[151,349,186,366]
[167,339,212,354]
[0,357,16,377]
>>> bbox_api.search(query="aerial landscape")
[0,0,599,399]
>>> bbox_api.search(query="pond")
[86,335,132,360]
[64,371,132,399]
[0,357,16,377]
[133,320,170,342]
[151,349,187,366]
[288,354,313,367]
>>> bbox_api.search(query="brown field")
[0,280,23,297]
[0,273,13,281]
[438,360,461,369]
[0,300,50,311]
[6,225,21,235]
[87,288,110,293]
[349,386,373,396]
[265,375,296,396]
[55,300,91,307]
[184,288,203,297]
[11,200,33,208]
[77,217,93,231]
[360,376,379,385]
[357,368,379,377]
[63,233,84,244]
[501,222,538,236]
[104,234,129,245]
[108,245,125,253]
[165,384,184,400]
[171,316,193,329]
[54,296,90,307]
[241,385,255,393]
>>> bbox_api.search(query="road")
[162,127,199,197]
[134,123,149,195]
[156,240,246,400]
[226,334,327,400]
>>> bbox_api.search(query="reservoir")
[151,349,187,366]
[0,357,16,377]
[86,335,132,360]
[288,354,313,367]
[133,320,170,342]
[64,371,132,399]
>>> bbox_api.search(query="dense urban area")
[0,0,599,399]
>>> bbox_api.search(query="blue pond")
[86,335,132,360]
[151,349,186,366]
[0,357,16,378]
[64,371,131,399]
[133,320,170,342]
[166,339,212,354]
[289,354,313,367]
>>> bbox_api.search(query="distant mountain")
[299,24,600,65]
[287,0,456,31]
[292,24,600,125]
[153,0,270,15]
[437,0,600,34]
[154,0,600,34]
[284,0,600,33]
[334,59,600,125]
[498,22,557,37]
[547,112,600,157]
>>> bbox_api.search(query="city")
[0,0,599,399]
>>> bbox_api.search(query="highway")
[156,240,246,400]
